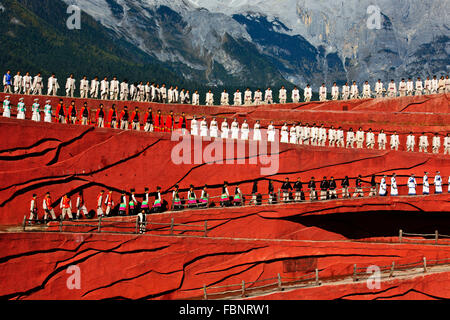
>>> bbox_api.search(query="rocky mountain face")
[5,0,450,89]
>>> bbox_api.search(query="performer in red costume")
[67,100,77,124]
[95,104,105,128]
[130,107,141,131]
[179,111,188,135]
[107,104,118,128]
[165,110,175,132]
[80,102,90,125]
[119,106,129,130]
[55,99,66,123]
[154,109,164,132]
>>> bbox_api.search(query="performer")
[31,98,41,122]
[406,132,415,152]
[432,133,441,154]
[13,71,22,94]
[90,76,99,99]
[406,78,414,96]
[379,175,387,196]
[2,95,11,118]
[43,100,52,123]
[221,118,229,139]
[352,175,364,198]
[415,77,423,96]
[96,190,105,217]
[190,115,198,136]
[387,79,397,98]
[67,100,77,124]
[119,106,130,130]
[346,128,355,148]
[131,107,141,131]
[254,89,263,105]
[95,104,105,128]
[408,174,417,195]
[280,123,289,143]
[249,181,258,205]
[118,192,127,216]
[418,133,429,153]
[279,86,287,104]
[331,83,339,100]
[398,79,407,97]
[233,186,243,206]
[423,172,430,195]
[369,175,377,197]
[220,182,230,207]
[55,99,66,123]
[329,177,338,199]
[390,131,400,151]
[390,174,398,196]
[308,177,317,201]
[17,97,26,120]
[253,120,261,141]
[178,112,188,135]
[76,191,88,219]
[362,81,371,99]
[129,189,138,215]
[187,185,197,208]
[154,110,164,132]
[210,117,219,138]
[366,128,375,149]
[172,185,182,210]
[318,124,327,147]
[375,79,384,98]
[220,89,229,105]
[143,107,154,132]
[341,82,350,100]
[444,133,450,155]
[241,119,250,140]
[23,72,33,94]
[336,127,345,148]
[267,121,276,143]
[60,194,73,220]
[281,178,293,202]
[192,90,199,105]
[120,80,129,101]
[230,118,239,140]
[302,123,311,145]
[80,76,90,99]
[341,176,350,198]
[310,123,318,146]
[289,124,297,144]
[100,77,109,100]
[234,89,242,106]
[140,188,149,214]
[137,209,146,234]
[65,74,76,97]
[319,83,327,101]
[200,116,208,137]
[328,125,336,147]
[205,90,214,106]
[304,84,312,102]
[107,104,118,128]
[47,74,60,96]
[42,192,57,222]
[268,180,276,204]
[293,178,303,201]
[3,70,12,93]
[424,76,431,95]
[320,176,329,200]
[350,81,359,99]
[265,88,273,104]
[434,172,442,194]
[244,88,253,105]
[29,194,38,224]
[199,186,209,207]
[355,127,365,149]
[32,72,43,95]
[291,86,300,103]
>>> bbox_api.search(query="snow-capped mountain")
[63,0,449,88]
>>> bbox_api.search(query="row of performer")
[27,172,448,223]
[3,96,450,154]
[3,70,450,105]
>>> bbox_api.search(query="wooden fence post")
[98,216,102,233]
[204,221,208,237]
[389,262,395,278]
[315,269,319,286]
[399,229,403,243]
[277,273,282,291]
[22,215,27,232]
[170,218,174,235]
[241,280,246,297]
[423,257,427,273]
[435,230,439,244]
[203,285,207,300]
[353,264,357,281]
